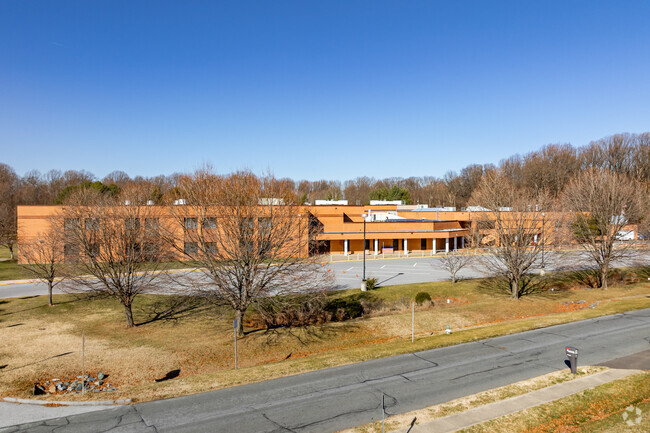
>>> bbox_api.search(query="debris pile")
[557,300,600,312]
[33,372,117,395]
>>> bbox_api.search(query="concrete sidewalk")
[0,402,111,430]
[397,368,641,433]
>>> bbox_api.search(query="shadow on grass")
[477,274,567,300]
[3,351,74,372]
[406,417,418,432]
[155,369,180,382]
[135,296,212,326]
[252,320,362,347]
[0,297,85,318]
[377,272,404,286]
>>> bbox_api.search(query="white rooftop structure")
[315,199,348,205]
[369,200,404,205]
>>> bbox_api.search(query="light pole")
[541,212,546,270]
[361,213,368,290]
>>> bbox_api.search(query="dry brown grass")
[0,277,649,403]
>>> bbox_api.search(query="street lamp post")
[362,213,367,290]
[541,212,546,271]
[362,213,367,280]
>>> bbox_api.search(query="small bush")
[365,277,378,290]
[251,293,328,328]
[414,291,432,306]
[324,298,364,321]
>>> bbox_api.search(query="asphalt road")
[3,250,637,299]
[4,308,650,432]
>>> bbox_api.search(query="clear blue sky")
[2,1,650,181]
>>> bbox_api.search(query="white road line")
[380,265,386,269]
[413,263,417,267]
[346,267,354,271]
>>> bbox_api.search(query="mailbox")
[566,346,579,374]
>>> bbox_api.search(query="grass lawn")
[0,277,649,403]
[0,260,33,281]
[0,246,12,260]
[460,371,650,432]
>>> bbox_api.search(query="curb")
[3,397,131,406]
[397,368,642,433]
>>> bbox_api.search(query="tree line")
[2,131,649,259]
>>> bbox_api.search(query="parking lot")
[326,255,484,289]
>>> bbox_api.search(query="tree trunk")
[600,266,609,290]
[511,278,519,299]
[9,245,14,260]
[48,281,53,306]
[451,273,456,284]
[236,309,245,336]
[124,302,135,328]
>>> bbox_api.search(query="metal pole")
[82,331,85,396]
[541,213,545,269]
[411,301,414,343]
[363,217,366,281]
[234,319,238,370]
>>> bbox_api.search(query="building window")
[184,242,198,255]
[421,239,427,250]
[143,242,159,261]
[64,218,80,231]
[364,239,370,250]
[89,243,100,258]
[145,218,159,230]
[205,242,217,254]
[125,218,140,231]
[85,218,100,231]
[184,218,198,230]
[127,242,141,256]
[64,243,79,262]
[393,239,399,250]
[203,217,217,229]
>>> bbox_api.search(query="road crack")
[262,413,298,433]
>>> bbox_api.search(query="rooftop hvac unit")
[174,199,187,205]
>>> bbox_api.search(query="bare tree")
[436,248,472,284]
[0,163,19,259]
[61,190,171,327]
[19,218,66,306]
[470,170,549,299]
[167,169,331,336]
[562,169,644,289]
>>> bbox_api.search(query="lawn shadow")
[136,295,211,326]
[251,320,361,347]
[478,274,567,300]
[3,351,73,372]
[377,272,404,286]
[155,369,180,382]
[406,417,418,432]
[0,297,84,318]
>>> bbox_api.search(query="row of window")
[63,242,160,260]
[64,218,160,231]
[183,242,217,254]
[183,217,271,230]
